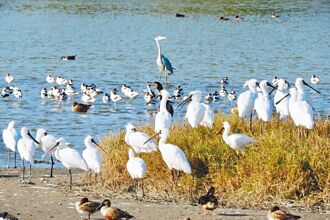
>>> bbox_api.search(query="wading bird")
[149,81,174,116]
[254,80,276,133]
[177,91,214,128]
[82,135,104,184]
[100,199,134,220]
[45,138,88,189]
[125,123,157,154]
[155,36,174,83]
[295,77,320,101]
[237,79,259,130]
[35,128,57,177]
[274,79,290,119]
[2,121,18,168]
[267,206,301,220]
[154,90,173,134]
[17,127,40,183]
[198,186,218,215]
[146,129,191,185]
[276,88,314,137]
[216,121,256,155]
[76,197,102,220]
[126,149,146,196]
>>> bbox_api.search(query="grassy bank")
[100,113,329,209]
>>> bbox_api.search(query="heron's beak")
[275,92,291,105]
[28,131,40,145]
[91,139,106,153]
[143,132,161,145]
[267,82,279,96]
[215,127,224,135]
[176,94,192,109]
[303,80,320,94]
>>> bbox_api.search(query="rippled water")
[0,0,329,167]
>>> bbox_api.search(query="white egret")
[237,79,259,130]
[310,74,320,85]
[100,199,134,220]
[154,90,173,133]
[254,80,275,133]
[2,121,18,168]
[177,91,214,128]
[155,36,174,83]
[157,129,191,185]
[295,77,320,101]
[35,128,57,177]
[146,129,191,184]
[126,149,146,196]
[17,127,39,183]
[125,123,157,154]
[82,135,104,184]
[277,88,314,137]
[217,121,256,155]
[75,197,102,220]
[45,138,88,189]
[274,79,290,119]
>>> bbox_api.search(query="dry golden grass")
[100,113,330,209]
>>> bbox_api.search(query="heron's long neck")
[222,127,230,142]
[155,40,161,57]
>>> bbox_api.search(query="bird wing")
[127,158,146,179]
[40,135,57,153]
[237,91,256,117]
[229,134,255,150]
[201,104,214,128]
[127,132,157,153]
[17,139,25,159]
[161,55,174,74]
[82,148,102,173]
[186,103,205,127]
[3,128,17,152]
[79,201,102,213]
[162,144,191,174]
[59,148,88,171]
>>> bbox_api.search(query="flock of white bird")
[1,35,322,194]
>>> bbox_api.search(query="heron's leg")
[50,155,54,178]
[89,170,92,185]
[69,169,73,190]
[141,179,145,197]
[249,113,253,131]
[88,213,90,219]
[94,173,98,183]
[29,163,32,184]
[171,170,175,183]
[22,160,25,182]
[176,170,180,185]
[14,151,17,168]
[7,150,10,169]
[259,121,263,135]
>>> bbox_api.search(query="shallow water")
[0,0,329,167]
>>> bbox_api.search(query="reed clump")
[100,113,330,209]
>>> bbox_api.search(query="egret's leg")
[94,173,97,183]
[14,152,17,168]
[22,160,25,182]
[171,170,175,183]
[176,170,181,185]
[88,213,90,219]
[50,155,54,178]
[141,179,145,197]
[249,113,253,131]
[69,169,73,190]
[29,163,32,183]
[89,170,92,185]
[7,150,10,169]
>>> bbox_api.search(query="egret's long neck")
[159,133,168,147]
[155,40,161,58]
[261,86,269,98]
[222,127,230,142]
[159,96,167,111]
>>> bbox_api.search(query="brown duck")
[75,197,102,219]
[100,199,134,220]
[267,206,301,220]
[72,102,91,113]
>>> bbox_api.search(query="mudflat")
[0,168,328,220]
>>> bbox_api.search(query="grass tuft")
[100,113,330,209]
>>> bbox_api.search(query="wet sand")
[0,168,329,220]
